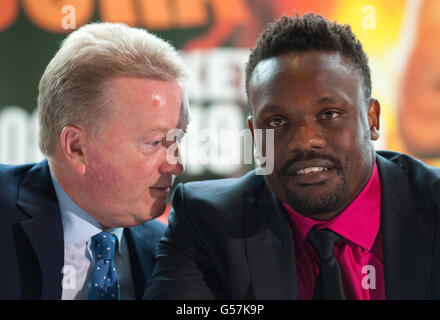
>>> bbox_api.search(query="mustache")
[276,151,343,178]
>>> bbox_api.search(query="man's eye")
[321,111,339,120]
[267,117,287,127]
[147,139,163,148]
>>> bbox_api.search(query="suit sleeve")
[143,184,225,300]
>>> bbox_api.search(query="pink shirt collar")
[283,163,381,251]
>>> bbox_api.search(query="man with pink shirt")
[145,14,440,300]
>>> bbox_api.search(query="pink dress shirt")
[283,163,385,299]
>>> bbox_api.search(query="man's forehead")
[100,77,189,136]
[248,51,365,116]
[249,57,285,90]
[250,51,358,88]
[142,82,190,132]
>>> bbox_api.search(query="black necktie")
[306,228,346,300]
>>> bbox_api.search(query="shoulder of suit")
[0,162,36,183]
[129,219,166,240]
[140,219,167,234]
[175,169,266,204]
[377,150,440,203]
[126,219,167,253]
[170,170,268,229]
[377,151,440,180]
[0,162,37,211]
[169,170,268,239]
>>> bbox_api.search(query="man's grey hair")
[38,22,188,157]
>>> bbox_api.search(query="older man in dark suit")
[0,22,189,300]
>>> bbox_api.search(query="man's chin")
[117,204,166,227]
[288,202,335,217]
[297,209,341,221]
[285,190,345,219]
[147,201,168,220]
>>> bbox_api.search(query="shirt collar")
[284,163,381,251]
[50,170,123,254]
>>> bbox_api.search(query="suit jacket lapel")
[377,154,433,299]
[124,226,156,300]
[16,160,64,299]
[245,185,298,299]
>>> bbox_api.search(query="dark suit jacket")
[0,160,166,300]
[144,151,440,299]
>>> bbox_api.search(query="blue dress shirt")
[50,171,136,299]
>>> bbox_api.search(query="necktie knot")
[92,231,117,261]
[307,228,341,261]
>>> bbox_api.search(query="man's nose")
[170,160,184,177]
[288,121,326,152]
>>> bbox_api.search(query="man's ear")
[60,125,87,175]
[367,98,380,141]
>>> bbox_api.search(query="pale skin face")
[53,76,187,228]
[248,51,380,221]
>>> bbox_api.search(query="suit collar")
[124,225,157,300]
[377,154,433,299]
[16,160,64,299]
[245,181,298,299]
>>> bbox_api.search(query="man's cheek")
[90,162,127,195]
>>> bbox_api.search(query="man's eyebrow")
[143,127,170,136]
[258,104,285,116]
[256,96,349,117]
[316,96,348,106]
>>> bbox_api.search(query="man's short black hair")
[245,14,372,102]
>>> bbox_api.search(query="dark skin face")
[248,51,381,221]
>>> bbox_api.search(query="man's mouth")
[296,166,329,175]
[286,160,337,185]
[293,167,334,185]
[278,153,342,186]
[150,186,171,194]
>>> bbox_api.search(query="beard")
[284,175,348,216]
[274,150,349,217]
